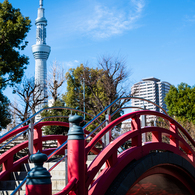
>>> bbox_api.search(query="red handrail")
[0,121,101,181]
[54,177,78,195]
[85,110,195,154]
[2,110,195,194]
[85,111,195,194]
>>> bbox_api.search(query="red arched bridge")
[0,97,195,195]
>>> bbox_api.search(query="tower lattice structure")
[32,0,51,121]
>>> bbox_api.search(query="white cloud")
[185,15,195,22]
[77,0,145,39]
[64,60,79,68]
[132,0,145,13]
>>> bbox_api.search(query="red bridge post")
[68,115,85,195]
[26,151,52,195]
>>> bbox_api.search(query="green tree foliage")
[0,0,31,88]
[0,0,31,129]
[41,100,70,135]
[0,93,11,128]
[165,83,195,124]
[177,120,195,140]
[62,57,131,130]
[63,64,105,117]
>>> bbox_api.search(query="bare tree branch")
[47,61,66,103]
[10,77,47,124]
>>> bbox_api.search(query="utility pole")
[83,78,85,120]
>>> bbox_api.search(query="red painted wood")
[85,110,190,154]
[53,177,77,195]
[1,110,195,194]
[35,121,69,128]
[26,183,52,195]
[84,129,103,146]
[86,121,195,195]
[131,115,142,147]
[0,125,28,144]
[86,124,195,189]
[0,121,69,180]
[0,121,69,145]
[68,140,85,195]
[88,142,194,195]
[0,135,67,180]
[33,126,42,153]
[152,130,162,143]
[170,123,179,148]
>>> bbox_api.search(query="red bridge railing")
[85,110,195,194]
[1,100,195,194]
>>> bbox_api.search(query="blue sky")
[4,0,195,99]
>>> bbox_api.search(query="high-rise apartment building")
[32,0,51,121]
[131,77,171,113]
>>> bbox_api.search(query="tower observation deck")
[32,0,51,121]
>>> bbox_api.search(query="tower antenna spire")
[39,0,43,7]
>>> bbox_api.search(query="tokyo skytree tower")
[32,0,51,121]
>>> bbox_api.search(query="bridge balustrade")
[1,100,195,194]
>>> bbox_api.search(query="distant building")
[48,99,54,107]
[121,121,131,134]
[131,77,171,116]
